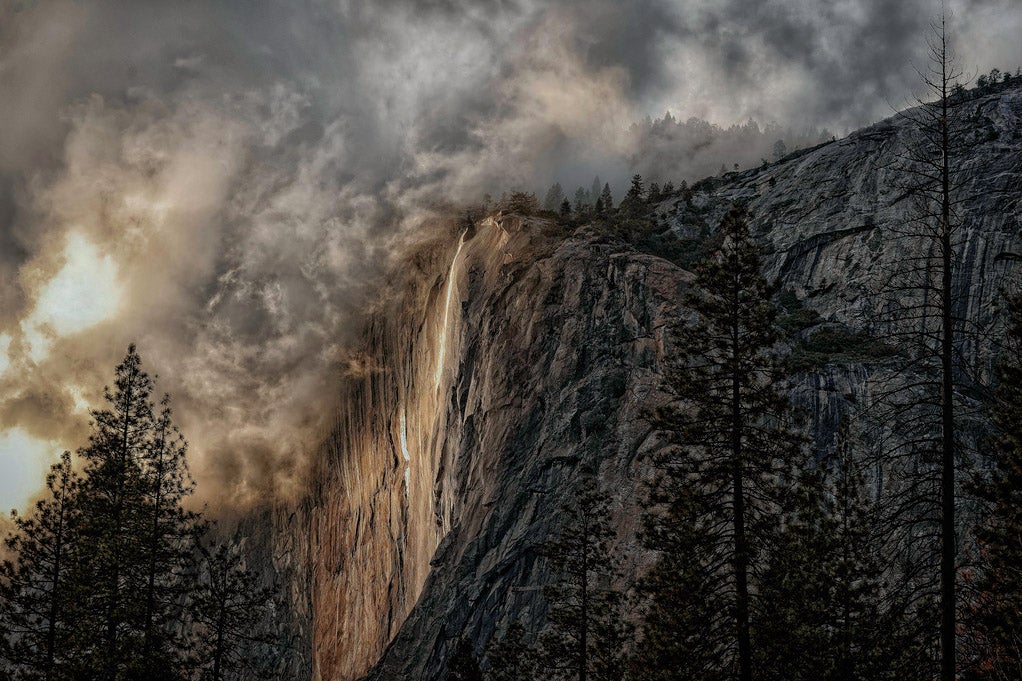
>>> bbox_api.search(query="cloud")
[0,0,1018,510]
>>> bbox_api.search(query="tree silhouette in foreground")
[192,539,276,681]
[639,207,802,681]
[874,13,972,679]
[485,621,536,681]
[444,638,483,681]
[964,294,1022,679]
[537,479,628,681]
[72,345,160,678]
[0,452,80,681]
[137,396,205,678]
[755,423,910,681]
[0,346,277,681]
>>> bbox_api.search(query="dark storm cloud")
[657,0,1020,126]
[709,0,929,122]
[0,0,1018,509]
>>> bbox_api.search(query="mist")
[0,0,1019,511]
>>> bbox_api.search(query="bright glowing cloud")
[0,428,61,514]
[0,334,10,377]
[23,231,122,361]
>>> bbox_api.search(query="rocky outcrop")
[250,83,1022,681]
[362,221,689,680]
[276,215,691,681]
[687,84,1022,349]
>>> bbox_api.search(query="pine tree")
[444,638,483,681]
[574,188,589,214]
[134,396,203,679]
[72,346,156,679]
[485,621,536,681]
[560,198,572,218]
[927,22,965,680]
[590,177,602,207]
[68,346,202,679]
[633,493,728,681]
[0,451,81,681]
[599,184,613,213]
[191,538,276,681]
[772,140,787,161]
[642,207,801,681]
[545,183,566,212]
[964,294,1022,679]
[626,175,643,202]
[1,347,277,681]
[537,479,628,681]
[755,423,903,681]
[619,175,645,217]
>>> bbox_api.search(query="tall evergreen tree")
[574,187,590,214]
[72,346,156,679]
[537,479,628,681]
[191,538,276,681]
[964,294,1022,679]
[544,183,566,212]
[755,422,904,681]
[485,621,536,681]
[0,452,80,681]
[642,207,800,681]
[927,21,964,680]
[1,347,277,681]
[444,638,483,681]
[67,346,204,679]
[599,184,614,213]
[619,175,645,217]
[135,396,203,679]
[626,175,643,202]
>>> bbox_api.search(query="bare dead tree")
[865,12,989,680]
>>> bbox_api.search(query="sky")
[0,0,1019,513]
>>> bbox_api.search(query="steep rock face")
[667,84,1022,352]
[364,222,689,680]
[251,84,1022,680]
[295,216,689,680]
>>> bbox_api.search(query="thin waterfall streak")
[399,411,411,463]
[434,232,467,394]
[399,410,411,499]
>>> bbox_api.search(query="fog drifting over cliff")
[0,0,1019,511]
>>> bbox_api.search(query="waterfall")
[434,231,467,394]
[306,228,475,681]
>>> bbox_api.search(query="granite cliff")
[250,82,1022,680]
